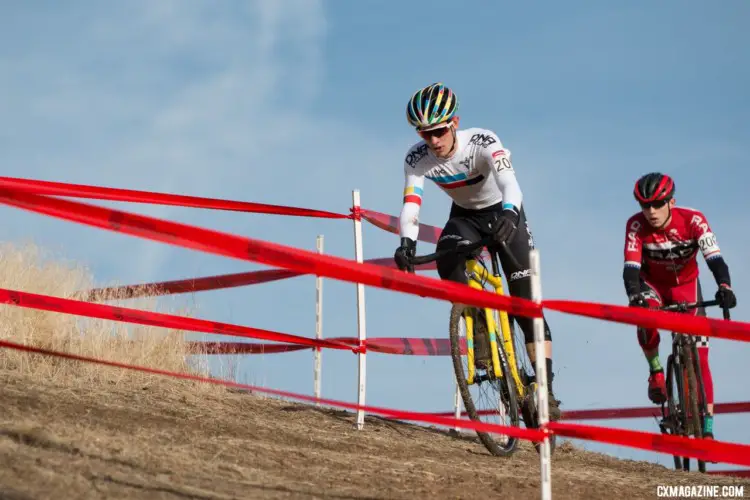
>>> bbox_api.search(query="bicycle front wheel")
[449,303,520,457]
[684,340,706,473]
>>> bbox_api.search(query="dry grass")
[0,241,218,392]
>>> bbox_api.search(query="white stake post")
[352,190,367,430]
[530,248,552,500]
[313,235,324,405]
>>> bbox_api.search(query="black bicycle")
[407,235,552,457]
[657,298,730,473]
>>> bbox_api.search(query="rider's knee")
[436,256,465,283]
[637,327,660,350]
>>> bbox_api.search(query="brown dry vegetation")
[0,242,220,390]
[0,242,748,499]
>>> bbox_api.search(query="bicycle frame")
[463,256,525,395]
[408,236,527,392]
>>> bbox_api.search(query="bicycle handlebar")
[659,299,731,320]
[406,234,523,273]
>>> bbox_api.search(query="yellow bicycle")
[410,234,555,457]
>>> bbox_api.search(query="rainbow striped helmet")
[406,82,459,131]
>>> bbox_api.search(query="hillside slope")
[1,368,748,500]
[0,242,747,499]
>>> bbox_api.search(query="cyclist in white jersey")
[393,82,561,419]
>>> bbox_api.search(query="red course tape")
[189,337,459,356]
[0,176,349,219]
[559,401,750,421]
[0,186,542,321]
[1,185,748,343]
[0,288,351,352]
[80,269,304,300]
[80,258,435,301]
[2,182,750,467]
[548,421,750,467]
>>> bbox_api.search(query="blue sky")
[1,0,748,470]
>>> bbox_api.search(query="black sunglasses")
[419,126,451,139]
[639,199,668,210]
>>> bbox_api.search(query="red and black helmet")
[633,172,675,204]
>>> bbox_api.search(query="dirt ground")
[1,369,748,500]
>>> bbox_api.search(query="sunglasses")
[418,126,451,139]
[639,199,668,210]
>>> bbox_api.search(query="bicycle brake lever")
[722,306,731,320]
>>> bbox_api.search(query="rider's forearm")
[495,171,523,222]
[706,255,731,287]
[622,265,641,297]
[399,202,421,241]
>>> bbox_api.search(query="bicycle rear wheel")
[449,303,520,457]
[691,340,710,473]
[663,352,686,470]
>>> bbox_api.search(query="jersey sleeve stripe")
[403,186,423,205]
[404,186,424,197]
[624,261,641,268]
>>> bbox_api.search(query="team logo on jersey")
[626,219,642,252]
[690,214,709,234]
[405,144,428,168]
[644,241,696,262]
[459,155,474,172]
[434,165,450,176]
[468,133,496,148]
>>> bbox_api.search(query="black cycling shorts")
[435,201,552,343]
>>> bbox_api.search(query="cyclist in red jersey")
[623,172,737,438]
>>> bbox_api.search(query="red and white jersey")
[624,206,722,286]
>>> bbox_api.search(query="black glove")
[488,210,518,244]
[715,284,737,309]
[394,237,416,272]
[628,293,649,308]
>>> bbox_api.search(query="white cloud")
[0,1,338,283]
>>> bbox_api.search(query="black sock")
[546,358,554,393]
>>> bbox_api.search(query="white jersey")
[399,127,523,241]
